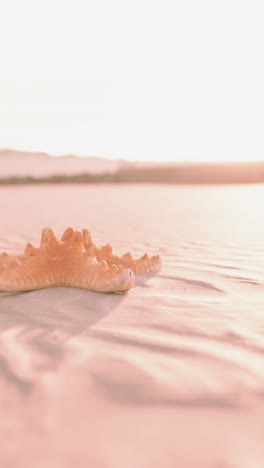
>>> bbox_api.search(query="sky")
[0,0,264,163]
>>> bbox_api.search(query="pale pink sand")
[0,184,264,468]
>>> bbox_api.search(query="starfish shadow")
[0,287,127,393]
[0,287,126,335]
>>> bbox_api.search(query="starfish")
[0,228,161,294]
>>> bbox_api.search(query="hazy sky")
[1,0,264,162]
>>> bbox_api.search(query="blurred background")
[1,0,264,176]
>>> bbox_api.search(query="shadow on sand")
[0,287,126,334]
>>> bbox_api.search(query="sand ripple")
[1,184,264,467]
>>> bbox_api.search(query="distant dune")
[0,149,264,184]
[115,161,264,184]
[0,149,121,178]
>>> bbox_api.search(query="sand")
[0,183,264,468]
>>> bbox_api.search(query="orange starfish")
[0,228,161,293]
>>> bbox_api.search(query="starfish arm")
[80,228,162,274]
[92,244,162,274]
[66,260,135,293]
[131,254,162,274]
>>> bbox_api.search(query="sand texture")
[0,184,264,468]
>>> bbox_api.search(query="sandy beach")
[0,183,264,467]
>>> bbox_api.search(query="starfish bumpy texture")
[0,228,161,294]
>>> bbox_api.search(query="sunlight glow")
[1,0,264,162]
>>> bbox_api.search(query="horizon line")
[0,147,264,165]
